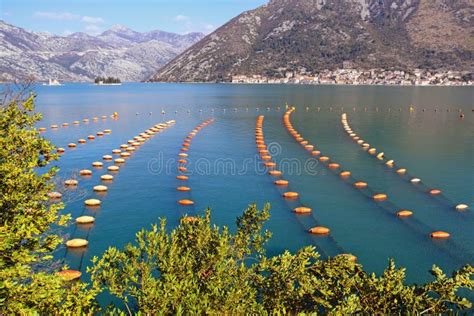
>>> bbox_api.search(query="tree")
[89,204,473,314]
[0,86,99,314]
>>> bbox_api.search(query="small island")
[94,76,122,85]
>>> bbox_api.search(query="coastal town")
[231,68,473,86]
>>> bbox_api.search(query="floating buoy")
[274,180,289,186]
[181,216,199,223]
[386,160,394,167]
[396,168,406,174]
[115,158,125,164]
[51,124,59,129]
[455,204,468,211]
[430,189,441,195]
[178,159,187,164]
[80,169,92,176]
[179,153,188,157]
[397,210,413,217]
[73,121,80,125]
[319,156,329,162]
[305,145,314,151]
[57,269,82,281]
[112,149,121,154]
[309,226,330,235]
[373,193,388,201]
[411,178,421,183]
[66,238,88,248]
[38,127,46,132]
[178,166,187,172]
[261,155,272,161]
[76,216,95,224]
[103,155,113,160]
[300,140,308,146]
[64,179,78,186]
[126,147,135,152]
[120,144,128,149]
[101,174,114,181]
[354,181,368,189]
[368,148,376,155]
[108,165,119,172]
[85,199,101,206]
[177,186,191,192]
[96,131,104,136]
[340,171,351,178]
[78,139,86,144]
[337,254,357,262]
[48,191,62,199]
[68,143,77,148]
[87,135,95,140]
[311,150,321,156]
[362,143,370,148]
[93,185,108,192]
[178,199,194,205]
[328,163,340,169]
[176,175,188,180]
[357,140,364,144]
[293,207,312,214]
[283,192,299,199]
[120,152,131,157]
[83,118,89,122]
[264,162,276,168]
[268,170,282,176]
[92,161,103,168]
[62,123,69,127]
[430,231,450,239]
[103,129,111,134]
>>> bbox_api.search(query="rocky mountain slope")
[151,0,473,82]
[0,21,204,82]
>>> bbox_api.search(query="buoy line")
[38,112,119,133]
[256,115,348,259]
[62,120,175,279]
[176,119,214,218]
[282,107,474,262]
[340,113,469,212]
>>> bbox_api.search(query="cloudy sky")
[0,0,267,35]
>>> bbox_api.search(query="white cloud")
[82,16,104,24]
[174,14,189,22]
[34,11,79,21]
[62,29,73,36]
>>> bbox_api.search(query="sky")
[0,0,267,35]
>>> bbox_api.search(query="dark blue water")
[27,83,473,284]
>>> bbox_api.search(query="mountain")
[151,0,473,82]
[0,21,204,82]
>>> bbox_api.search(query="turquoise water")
[29,83,473,285]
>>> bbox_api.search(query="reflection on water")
[21,83,473,285]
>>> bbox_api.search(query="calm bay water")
[28,83,473,285]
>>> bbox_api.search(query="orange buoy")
[264,162,276,168]
[430,231,450,239]
[354,181,368,189]
[96,131,104,136]
[68,143,77,148]
[92,161,103,168]
[64,179,78,186]
[261,155,272,161]
[120,152,131,157]
[178,199,194,206]
[48,191,62,199]
[101,174,114,181]
[103,129,112,134]
[78,139,86,144]
[274,180,289,186]
[319,156,329,162]
[386,160,394,167]
[305,145,314,151]
[179,153,188,157]
[340,171,351,178]
[311,150,321,156]
[76,216,95,224]
[430,189,441,195]
[38,127,46,132]
[85,199,101,206]
[411,178,421,183]
[293,207,312,214]
[83,118,89,122]
[120,144,128,149]
[300,140,308,146]
[57,269,82,281]
[51,124,59,129]
[66,239,88,248]
[397,210,413,217]
[126,147,135,152]
[176,175,188,180]
[177,186,191,192]
[115,158,125,164]
[88,135,95,140]
[103,155,113,160]
[283,191,299,199]
[368,148,376,155]
[268,170,282,176]
[107,165,119,172]
[373,193,388,201]
[80,169,92,176]
[456,204,469,211]
[178,159,187,164]
[93,185,108,192]
[396,168,406,174]
[328,163,340,169]
[309,226,330,235]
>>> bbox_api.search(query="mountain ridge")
[0,20,204,82]
[151,0,473,82]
